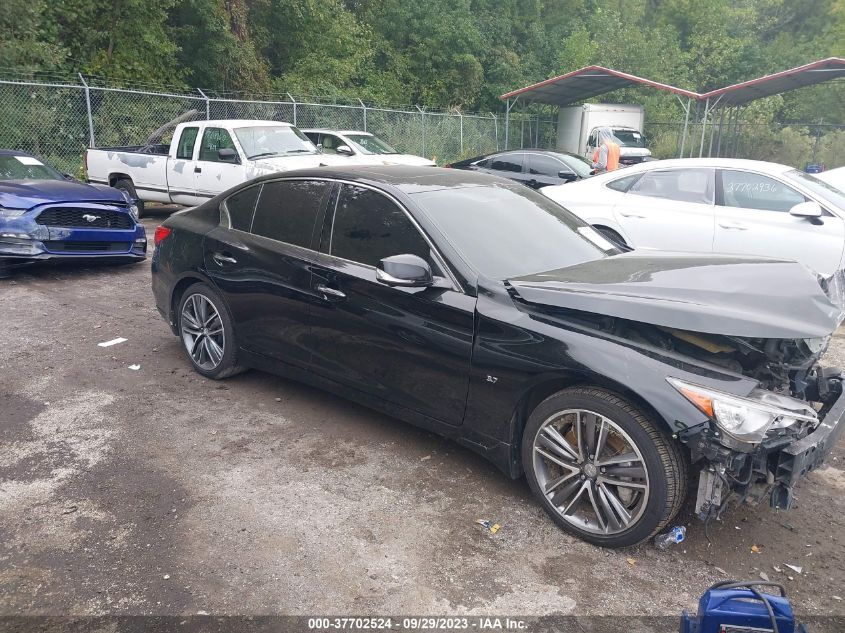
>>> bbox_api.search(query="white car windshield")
[345,134,398,155]
[235,126,318,159]
[787,169,845,210]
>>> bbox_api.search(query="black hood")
[508,252,843,339]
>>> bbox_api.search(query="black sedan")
[151,166,844,548]
[446,149,593,188]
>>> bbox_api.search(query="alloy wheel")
[532,408,650,535]
[180,293,225,371]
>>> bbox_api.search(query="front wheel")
[113,178,145,218]
[177,283,246,379]
[522,386,688,548]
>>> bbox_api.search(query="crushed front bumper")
[694,385,845,519]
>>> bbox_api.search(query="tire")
[595,226,628,249]
[113,178,145,218]
[177,282,246,380]
[522,386,688,548]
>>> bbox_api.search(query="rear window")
[222,184,260,231]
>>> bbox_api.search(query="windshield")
[612,129,646,148]
[345,134,398,155]
[787,169,845,210]
[561,153,593,178]
[411,183,613,279]
[0,155,63,181]
[234,125,318,159]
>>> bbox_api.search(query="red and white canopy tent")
[500,58,845,157]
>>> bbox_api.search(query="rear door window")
[176,127,199,160]
[222,184,261,231]
[719,170,806,212]
[528,154,566,177]
[629,169,714,204]
[250,179,331,249]
[329,184,431,268]
[606,173,643,192]
[490,154,524,173]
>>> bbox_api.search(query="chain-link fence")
[0,76,554,175]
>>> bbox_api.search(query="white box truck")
[556,104,652,165]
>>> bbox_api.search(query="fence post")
[416,106,426,157]
[78,74,95,148]
[287,93,297,126]
[358,99,367,132]
[459,112,464,156]
[197,88,210,120]
[491,113,498,151]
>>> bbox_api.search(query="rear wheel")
[522,386,687,548]
[177,283,246,379]
[113,178,145,218]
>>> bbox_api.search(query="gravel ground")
[1,211,844,624]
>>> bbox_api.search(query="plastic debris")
[626,557,636,566]
[833,596,842,602]
[475,519,500,534]
[773,565,783,573]
[128,364,140,371]
[98,337,127,347]
[420,455,431,461]
[751,544,762,553]
[714,567,727,575]
[655,525,686,549]
[163,574,170,580]
[784,564,803,574]
[759,572,769,581]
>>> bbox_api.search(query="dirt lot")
[1,211,844,624]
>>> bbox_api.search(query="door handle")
[718,221,748,230]
[316,284,346,299]
[194,166,202,173]
[212,252,237,265]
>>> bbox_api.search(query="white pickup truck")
[85,119,351,213]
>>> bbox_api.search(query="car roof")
[0,149,36,157]
[301,129,372,136]
[197,119,294,128]
[603,157,795,175]
[246,165,511,193]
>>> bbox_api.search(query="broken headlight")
[667,378,817,444]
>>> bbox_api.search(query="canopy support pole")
[677,96,692,158]
[715,106,727,157]
[698,98,710,157]
[504,96,519,150]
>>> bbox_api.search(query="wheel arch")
[108,172,134,187]
[507,372,681,477]
[169,271,216,334]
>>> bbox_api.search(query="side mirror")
[790,200,823,220]
[558,170,578,182]
[336,144,354,157]
[376,254,432,287]
[63,173,77,181]
[218,148,239,163]
[316,143,324,153]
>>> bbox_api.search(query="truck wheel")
[113,178,145,219]
[522,386,688,548]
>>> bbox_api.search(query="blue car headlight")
[0,207,27,219]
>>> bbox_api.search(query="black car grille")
[43,241,131,253]
[36,207,133,230]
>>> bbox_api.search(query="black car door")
[204,178,331,367]
[487,152,530,186]
[526,153,575,188]
[307,182,475,426]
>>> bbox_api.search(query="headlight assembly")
[667,377,817,444]
[0,207,27,219]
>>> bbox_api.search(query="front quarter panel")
[463,280,758,476]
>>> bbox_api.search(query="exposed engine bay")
[523,303,844,526]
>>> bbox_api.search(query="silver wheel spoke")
[181,293,225,371]
[182,311,202,330]
[190,334,205,362]
[533,407,650,536]
[206,336,224,364]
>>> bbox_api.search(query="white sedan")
[302,129,436,166]
[541,158,845,276]
[818,165,845,191]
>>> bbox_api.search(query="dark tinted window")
[606,173,642,192]
[199,127,237,162]
[251,180,330,248]
[223,185,260,231]
[176,127,199,160]
[491,154,523,173]
[630,168,714,204]
[411,183,610,279]
[720,170,805,212]
[528,154,566,177]
[331,184,429,267]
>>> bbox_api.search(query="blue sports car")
[0,149,146,276]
